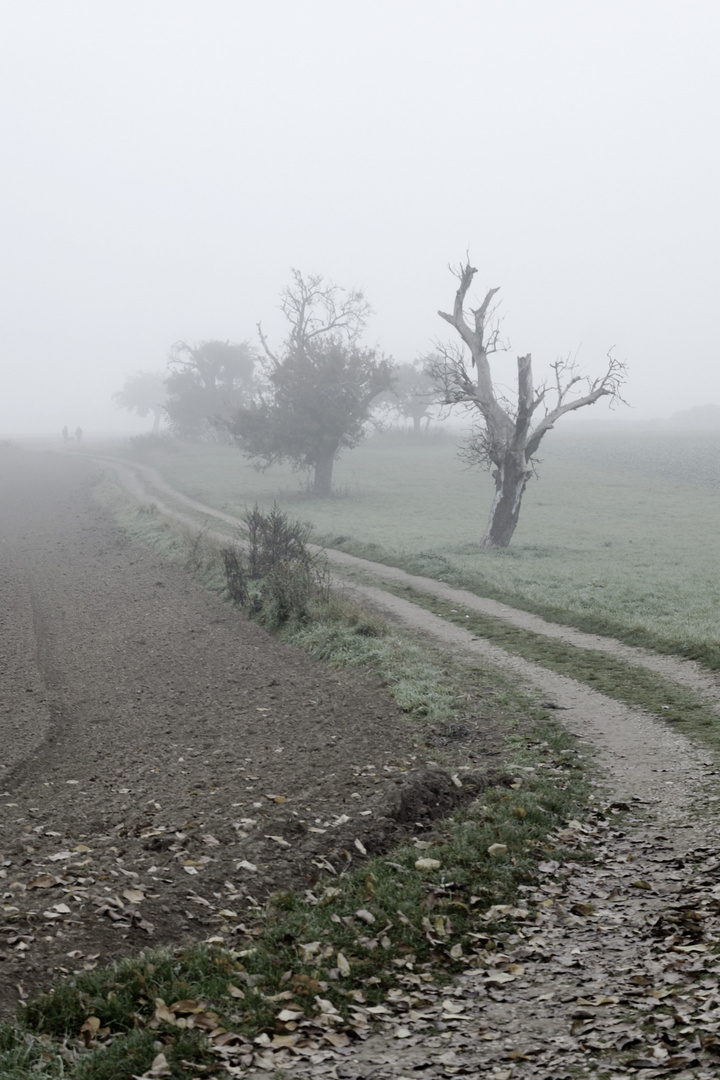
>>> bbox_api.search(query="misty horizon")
[2,1,719,436]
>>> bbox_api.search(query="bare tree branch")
[257,322,280,367]
[280,269,372,353]
[429,260,628,546]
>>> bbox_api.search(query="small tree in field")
[385,360,441,434]
[228,271,396,496]
[429,261,627,548]
[165,339,256,440]
[113,371,168,434]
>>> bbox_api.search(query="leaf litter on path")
[211,811,720,1079]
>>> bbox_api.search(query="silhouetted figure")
[62,426,70,443]
[75,426,83,443]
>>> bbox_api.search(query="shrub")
[221,504,329,629]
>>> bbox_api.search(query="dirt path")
[3,447,720,1077]
[97,454,720,708]
[103,453,720,835]
[97,451,720,1079]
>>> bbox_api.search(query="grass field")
[124,425,720,667]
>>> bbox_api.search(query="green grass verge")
[349,577,720,754]
[319,536,720,673]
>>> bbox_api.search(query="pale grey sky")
[1,0,719,433]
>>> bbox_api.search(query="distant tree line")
[114,260,626,544]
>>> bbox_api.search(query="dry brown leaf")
[79,1016,101,1046]
[153,998,178,1026]
[236,859,258,872]
[277,1008,304,1022]
[298,940,322,961]
[270,1033,297,1047]
[26,874,60,890]
[415,857,441,870]
[168,998,204,1013]
[324,1031,350,1048]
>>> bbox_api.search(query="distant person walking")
[74,427,83,443]
[62,426,70,443]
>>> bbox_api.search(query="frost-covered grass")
[123,427,720,667]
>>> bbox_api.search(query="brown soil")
[5,446,720,1079]
[0,450,489,1016]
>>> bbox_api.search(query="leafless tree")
[428,261,627,548]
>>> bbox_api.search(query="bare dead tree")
[257,269,371,366]
[428,261,627,548]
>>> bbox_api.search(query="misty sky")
[2,0,719,434]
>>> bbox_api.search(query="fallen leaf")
[79,1016,101,1045]
[442,999,467,1014]
[169,999,204,1013]
[153,998,178,1026]
[26,875,60,889]
[135,1051,171,1078]
[270,1033,297,1047]
[277,1008,304,1022]
[484,970,517,985]
[298,941,322,962]
[324,1031,350,1048]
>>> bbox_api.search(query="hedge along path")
[95,452,719,843]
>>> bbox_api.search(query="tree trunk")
[313,448,336,497]
[481,451,532,548]
[151,408,162,435]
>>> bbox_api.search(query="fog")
[2,0,719,436]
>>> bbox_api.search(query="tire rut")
[102,453,720,839]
